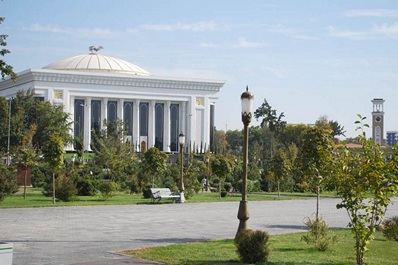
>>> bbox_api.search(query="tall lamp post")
[179,132,186,203]
[7,97,12,166]
[236,86,253,237]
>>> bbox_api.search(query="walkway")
[1,198,397,265]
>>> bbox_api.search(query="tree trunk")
[277,180,280,197]
[24,166,27,200]
[52,172,56,204]
[316,185,320,220]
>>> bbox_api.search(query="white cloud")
[372,22,398,38]
[327,26,372,40]
[345,9,398,17]
[233,37,264,48]
[267,24,317,40]
[25,23,113,38]
[140,21,229,32]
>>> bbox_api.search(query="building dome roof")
[42,52,151,76]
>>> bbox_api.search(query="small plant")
[235,229,270,264]
[220,190,228,197]
[99,181,119,200]
[55,174,78,202]
[301,215,337,251]
[382,216,398,241]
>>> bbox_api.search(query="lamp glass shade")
[241,97,253,116]
[179,133,185,145]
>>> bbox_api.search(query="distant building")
[0,48,225,153]
[386,131,398,146]
[371,98,385,146]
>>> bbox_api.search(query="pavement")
[1,198,398,265]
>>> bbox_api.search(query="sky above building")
[2,0,398,139]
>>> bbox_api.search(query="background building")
[0,48,225,153]
[386,131,398,146]
[371,98,385,146]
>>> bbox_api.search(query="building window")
[91,100,101,135]
[155,103,164,151]
[74,99,85,138]
[74,99,85,149]
[170,104,179,152]
[124,101,134,136]
[107,101,117,121]
[140,102,149,136]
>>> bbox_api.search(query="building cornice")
[0,69,225,92]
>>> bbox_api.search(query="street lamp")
[236,86,253,237]
[206,157,210,192]
[179,132,186,203]
[7,97,12,166]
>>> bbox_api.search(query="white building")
[0,48,225,153]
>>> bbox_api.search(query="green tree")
[0,89,72,155]
[16,124,38,199]
[269,145,296,197]
[335,115,398,265]
[254,99,286,159]
[42,133,65,204]
[92,119,135,183]
[211,154,233,198]
[0,162,18,202]
[296,126,335,219]
[0,17,17,81]
[140,147,168,187]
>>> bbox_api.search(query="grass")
[121,230,398,265]
[0,187,303,208]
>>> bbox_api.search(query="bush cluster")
[235,229,270,264]
[382,216,398,241]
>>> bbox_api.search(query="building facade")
[386,131,398,146]
[0,50,225,153]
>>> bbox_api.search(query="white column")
[164,101,171,152]
[203,97,210,152]
[118,99,124,121]
[118,98,124,139]
[102,98,108,131]
[148,100,156,148]
[85,97,92,151]
[189,96,196,152]
[66,95,75,151]
[133,99,140,152]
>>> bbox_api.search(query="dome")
[43,52,151,76]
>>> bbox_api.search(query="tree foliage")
[296,126,335,219]
[0,17,17,81]
[334,115,398,265]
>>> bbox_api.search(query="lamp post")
[7,97,12,166]
[236,86,253,237]
[179,132,186,203]
[206,157,210,191]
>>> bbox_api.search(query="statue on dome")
[89,45,103,53]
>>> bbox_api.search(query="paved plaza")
[1,198,398,265]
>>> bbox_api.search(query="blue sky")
[2,0,398,138]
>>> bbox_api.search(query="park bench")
[150,188,181,203]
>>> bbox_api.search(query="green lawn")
[121,230,398,265]
[0,187,302,208]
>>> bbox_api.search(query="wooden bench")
[150,188,180,203]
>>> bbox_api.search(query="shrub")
[0,165,18,202]
[142,185,152,199]
[301,215,337,251]
[55,174,78,202]
[220,190,228,197]
[383,216,398,241]
[75,177,98,196]
[235,229,270,264]
[99,181,119,200]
